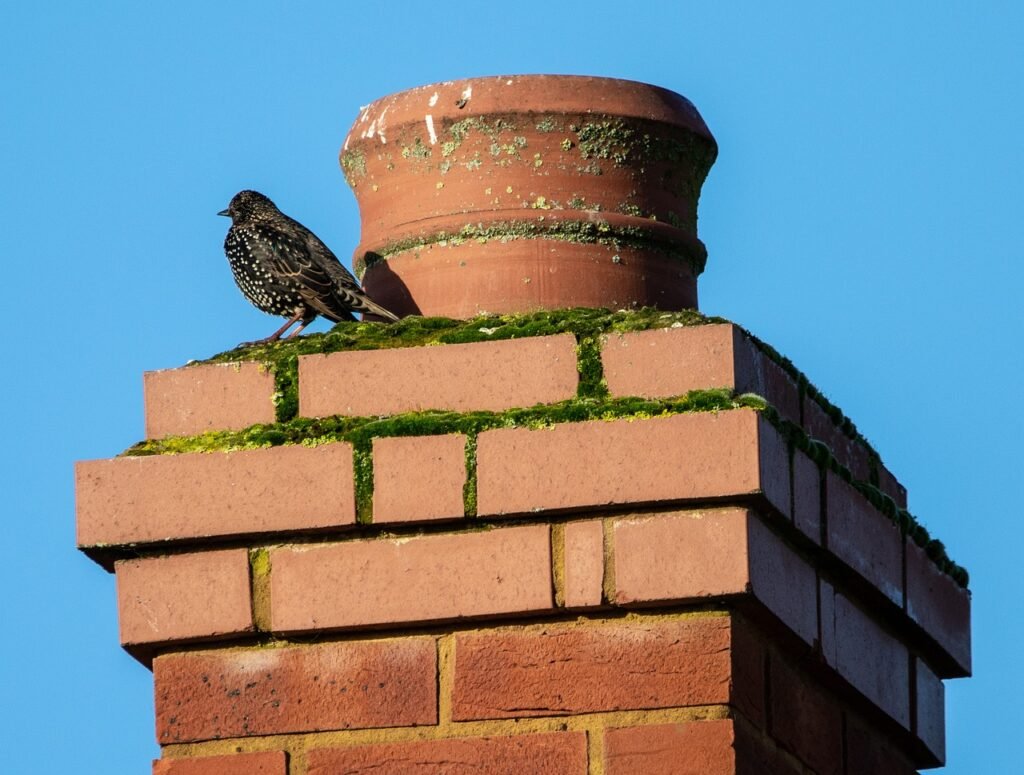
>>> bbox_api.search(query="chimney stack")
[76,77,969,774]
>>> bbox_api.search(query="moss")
[463,432,478,517]
[169,307,966,588]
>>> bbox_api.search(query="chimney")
[76,76,969,775]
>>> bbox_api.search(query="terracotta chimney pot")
[341,74,717,318]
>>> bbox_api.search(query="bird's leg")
[237,308,304,348]
[286,311,318,340]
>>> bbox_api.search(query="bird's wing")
[242,223,355,322]
[291,219,401,322]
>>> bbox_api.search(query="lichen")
[339,149,367,185]
[358,217,707,276]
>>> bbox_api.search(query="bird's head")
[218,190,278,223]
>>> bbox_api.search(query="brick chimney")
[76,76,969,775]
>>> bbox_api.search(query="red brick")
[876,462,908,509]
[601,324,743,397]
[298,334,578,418]
[604,719,737,775]
[613,509,817,645]
[769,656,842,775]
[152,751,286,775]
[562,520,604,607]
[476,409,790,519]
[372,434,466,523]
[154,638,436,743]
[601,326,801,427]
[451,616,732,720]
[826,471,902,605]
[270,525,552,633]
[905,539,971,675]
[845,713,917,775]
[307,732,588,774]
[730,618,767,729]
[757,352,802,428]
[803,396,871,483]
[791,449,821,544]
[76,443,354,548]
[144,362,277,439]
[116,549,252,647]
[820,588,910,728]
[915,657,946,764]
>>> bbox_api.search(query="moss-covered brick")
[158,307,964,588]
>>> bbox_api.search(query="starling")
[218,190,399,344]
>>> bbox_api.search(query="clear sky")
[1,2,1020,771]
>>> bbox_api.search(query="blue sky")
[1,2,1020,771]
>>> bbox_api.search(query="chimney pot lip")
[346,73,716,149]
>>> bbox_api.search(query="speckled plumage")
[218,190,399,343]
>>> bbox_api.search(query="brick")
[730,617,767,729]
[298,334,578,418]
[601,324,743,398]
[372,434,466,523]
[116,549,252,647]
[452,616,732,720]
[270,525,552,633]
[562,520,604,607]
[476,409,790,519]
[905,539,971,675]
[76,443,354,548]
[154,638,436,743]
[769,656,842,775]
[826,471,902,605]
[845,713,917,775]
[604,719,737,775]
[803,396,871,483]
[144,362,276,439]
[600,325,800,427]
[307,732,588,774]
[757,352,802,428]
[820,588,910,728]
[876,462,908,509]
[915,657,946,764]
[613,509,817,645]
[152,751,286,775]
[791,448,821,544]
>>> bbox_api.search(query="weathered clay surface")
[341,75,716,317]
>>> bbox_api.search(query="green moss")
[170,307,965,588]
[463,432,478,517]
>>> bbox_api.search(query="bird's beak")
[217,208,230,217]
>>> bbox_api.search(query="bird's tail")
[357,294,401,322]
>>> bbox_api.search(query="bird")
[218,189,399,344]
